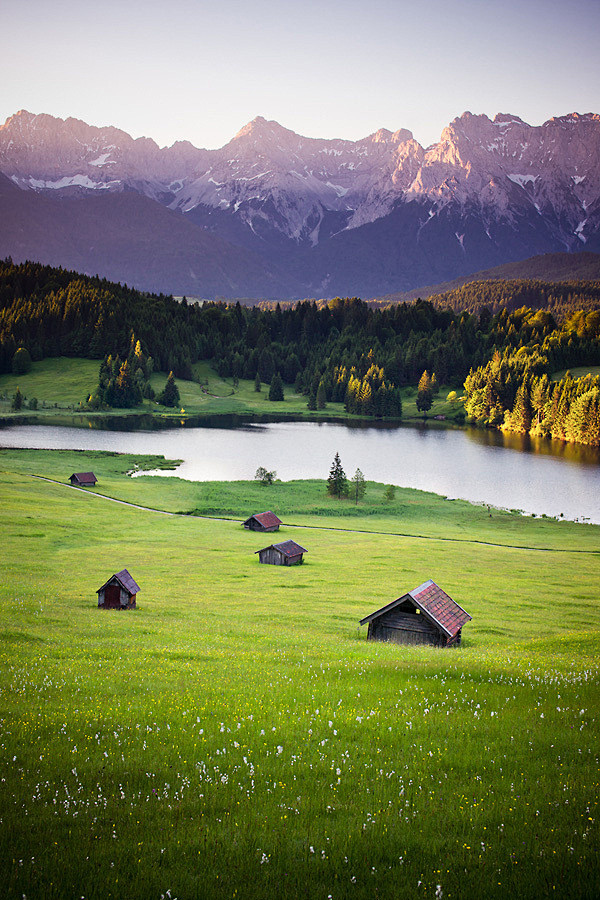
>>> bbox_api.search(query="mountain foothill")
[0,109,599,300]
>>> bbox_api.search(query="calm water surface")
[1,420,599,524]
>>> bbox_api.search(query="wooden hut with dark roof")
[69,472,97,487]
[97,569,140,610]
[360,580,471,647]
[243,511,282,532]
[256,540,307,566]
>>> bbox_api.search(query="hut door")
[105,584,121,609]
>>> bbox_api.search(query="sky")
[1,0,599,150]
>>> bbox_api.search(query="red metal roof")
[360,579,471,638]
[255,540,307,557]
[96,569,141,596]
[244,511,282,528]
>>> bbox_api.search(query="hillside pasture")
[0,357,461,423]
[0,450,598,899]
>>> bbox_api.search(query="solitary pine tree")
[269,372,284,401]
[158,371,180,408]
[416,370,433,416]
[351,468,366,504]
[254,372,261,393]
[384,484,396,502]
[316,379,327,409]
[327,452,348,499]
[11,386,23,410]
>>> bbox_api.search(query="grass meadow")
[0,357,464,424]
[0,448,599,899]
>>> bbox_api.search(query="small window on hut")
[398,599,418,615]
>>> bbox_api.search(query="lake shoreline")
[1,419,599,524]
[0,408,463,433]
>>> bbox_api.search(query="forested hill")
[374,252,600,305]
[1,260,600,433]
[425,279,600,318]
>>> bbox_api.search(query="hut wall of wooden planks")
[97,569,140,610]
[360,580,471,648]
[69,472,97,486]
[256,540,307,566]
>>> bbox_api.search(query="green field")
[552,365,600,382]
[0,448,599,900]
[0,357,464,425]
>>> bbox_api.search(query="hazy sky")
[2,0,599,149]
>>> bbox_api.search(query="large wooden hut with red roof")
[97,569,140,610]
[243,511,282,532]
[256,540,307,566]
[360,580,471,647]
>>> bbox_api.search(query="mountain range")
[1,109,599,299]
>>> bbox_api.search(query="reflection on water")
[466,426,600,466]
[1,418,599,523]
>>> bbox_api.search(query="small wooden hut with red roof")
[243,511,282,532]
[360,580,471,647]
[256,540,307,566]
[69,472,97,487]
[97,569,140,610]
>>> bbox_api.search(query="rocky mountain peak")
[543,112,600,128]
[493,112,527,127]
[1,107,598,285]
[366,127,414,145]
[231,115,294,144]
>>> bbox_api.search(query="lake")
[1,419,600,524]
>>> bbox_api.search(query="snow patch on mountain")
[12,174,117,191]
[1,107,599,252]
[89,152,115,167]
[507,173,538,188]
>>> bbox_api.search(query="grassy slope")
[0,448,599,899]
[0,357,463,423]
[551,365,600,381]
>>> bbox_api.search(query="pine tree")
[254,372,261,393]
[416,369,433,416]
[327,452,348,499]
[269,372,284,401]
[351,468,366,504]
[510,381,532,433]
[158,371,180,408]
[11,386,23,410]
[316,379,327,409]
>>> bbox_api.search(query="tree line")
[463,308,600,445]
[2,259,599,435]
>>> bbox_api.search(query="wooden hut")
[243,511,282,532]
[360,579,471,647]
[69,472,97,487]
[256,540,307,566]
[97,569,140,610]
